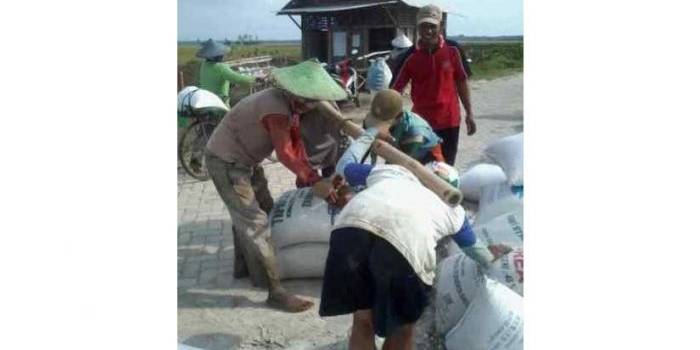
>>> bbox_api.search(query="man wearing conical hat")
[387,32,413,76]
[196,39,255,106]
[204,60,347,312]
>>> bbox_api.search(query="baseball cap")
[364,89,404,128]
[417,4,442,26]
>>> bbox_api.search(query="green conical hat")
[271,60,348,101]
[196,39,230,59]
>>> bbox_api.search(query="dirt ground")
[178,73,523,350]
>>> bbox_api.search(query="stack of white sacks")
[268,187,340,279]
[267,133,524,348]
[436,132,524,350]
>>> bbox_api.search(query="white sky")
[178,0,523,41]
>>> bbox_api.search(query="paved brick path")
[177,161,296,291]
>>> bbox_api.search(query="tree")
[236,33,260,46]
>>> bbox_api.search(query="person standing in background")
[196,39,255,107]
[387,32,413,79]
[392,4,476,166]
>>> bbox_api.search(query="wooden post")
[288,14,302,30]
[178,70,185,91]
[381,4,398,27]
[362,27,369,56]
[327,28,333,63]
[316,101,463,206]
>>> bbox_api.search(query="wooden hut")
[277,0,452,65]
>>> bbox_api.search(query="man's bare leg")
[266,287,314,313]
[208,155,313,313]
[252,236,314,313]
[382,323,415,350]
[236,231,313,312]
[350,310,376,350]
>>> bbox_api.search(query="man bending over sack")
[363,89,445,165]
[314,123,511,349]
[205,60,347,312]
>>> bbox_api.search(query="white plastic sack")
[475,183,523,225]
[484,133,523,186]
[269,188,339,280]
[366,57,393,92]
[459,163,508,202]
[486,248,524,296]
[475,209,523,248]
[445,278,523,350]
[474,192,524,296]
[276,243,329,280]
[435,254,486,335]
[177,86,229,114]
[269,188,340,249]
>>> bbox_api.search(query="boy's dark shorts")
[319,227,431,338]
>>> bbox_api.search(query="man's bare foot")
[267,290,314,313]
[488,244,513,262]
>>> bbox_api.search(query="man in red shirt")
[392,4,476,166]
[205,61,347,312]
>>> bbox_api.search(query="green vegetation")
[176,40,522,133]
[449,35,523,43]
[177,40,522,88]
[177,43,302,87]
[460,41,523,80]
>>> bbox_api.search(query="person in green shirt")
[196,39,255,106]
[185,40,256,173]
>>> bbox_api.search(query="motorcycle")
[322,49,362,107]
[322,49,394,107]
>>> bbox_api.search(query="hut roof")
[277,0,462,16]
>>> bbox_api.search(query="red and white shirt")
[392,35,469,130]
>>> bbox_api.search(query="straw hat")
[364,89,404,128]
[196,39,231,59]
[270,60,348,101]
